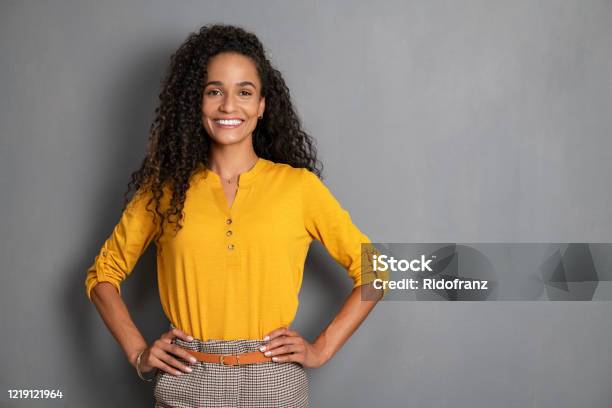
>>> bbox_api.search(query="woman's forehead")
[206,52,260,82]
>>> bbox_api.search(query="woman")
[85,24,387,407]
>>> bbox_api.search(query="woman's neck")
[208,146,259,182]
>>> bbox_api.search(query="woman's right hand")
[136,327,199,376]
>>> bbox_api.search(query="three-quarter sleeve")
[84,187,159,301]
[301,168,389,296]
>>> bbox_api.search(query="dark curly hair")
[122,24,322,245]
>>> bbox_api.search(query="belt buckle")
[219,354,240,366]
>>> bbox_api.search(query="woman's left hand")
[260,327,327,368]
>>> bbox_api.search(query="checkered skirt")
[153,330,310,407]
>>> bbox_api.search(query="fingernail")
[185,367,193,373]
[272,357,278,362]
[190,358,197,363]
[259,346,266,352]
[187,336,194,341]
[263,336,270,341]
[264,351,271,356]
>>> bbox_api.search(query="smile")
[214,119,244,128]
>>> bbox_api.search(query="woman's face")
[201,52,265,147]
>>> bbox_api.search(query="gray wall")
[1,0,611,407]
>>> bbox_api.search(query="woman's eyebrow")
[204,80,257,88]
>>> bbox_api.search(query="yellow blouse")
[85,157,385,340]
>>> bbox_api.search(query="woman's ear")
[258,96,265,118]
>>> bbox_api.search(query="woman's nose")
[219,94,236,112]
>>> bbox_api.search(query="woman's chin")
[209,134,251,146]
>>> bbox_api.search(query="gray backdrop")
[1,0,611,407]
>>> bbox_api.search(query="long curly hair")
[122,24,322,245]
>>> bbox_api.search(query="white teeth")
[216,119,242,125]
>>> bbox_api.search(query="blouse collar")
[198,157,270,187]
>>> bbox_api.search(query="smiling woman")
[201,53,265,151]
[84,23,386,408]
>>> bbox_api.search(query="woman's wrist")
[128,345,148,368]
[135,349,157,381]
[311,338,334,367]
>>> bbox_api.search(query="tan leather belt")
[184,349,272,366]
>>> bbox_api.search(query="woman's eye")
[206,89,251,96]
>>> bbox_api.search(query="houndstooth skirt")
[153,329,310,407]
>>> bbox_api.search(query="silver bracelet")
[135,349,156,382]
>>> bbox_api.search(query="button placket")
[225,217,235,251]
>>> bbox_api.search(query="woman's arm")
[90,282,197,376]
[310,283,384,365]
[262,283,384,368]
[85,187,197,376]
[89,282,149,368]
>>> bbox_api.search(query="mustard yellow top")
[85,157,385,340]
